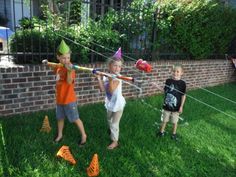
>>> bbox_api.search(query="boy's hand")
[179,107,183,114]
[64,63,73,71]
[42,59,48,65]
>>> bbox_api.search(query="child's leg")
[65,102,87,145]
[55,119,64,141]
[159,110,170,133]
[74,119,87,144]
[172,123,178,134]
[160,122,167,133]
[107,110,123,149]
[171,112,180,135]
[55,105,66,142]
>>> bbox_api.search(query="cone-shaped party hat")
[113,47,122,60]
[58,40,70,54]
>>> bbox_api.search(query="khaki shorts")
[161,110,180,124]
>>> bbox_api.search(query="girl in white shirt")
[96,56,126,150]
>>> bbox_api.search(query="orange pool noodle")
[56,145,76,165]
[87,154,99,177]
[40,115,51,133]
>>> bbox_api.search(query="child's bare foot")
[53,135,63,143]
[107,141,118,150]
[78,134,87,147]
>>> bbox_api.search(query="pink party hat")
[113,47,122,60]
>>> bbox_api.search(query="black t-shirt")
[163,78,186,112]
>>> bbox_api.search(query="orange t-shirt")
[54,66,77,104]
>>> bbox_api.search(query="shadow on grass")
[204,116,236,136]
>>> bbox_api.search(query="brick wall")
[0,60,236,117]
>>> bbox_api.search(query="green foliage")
[9,0,236,63]
[69,0,82,25]
[0,83,236,176]
[10,2,120,64]
[104,0,155,52]
[155,0,236,59]
[18,17,41,29]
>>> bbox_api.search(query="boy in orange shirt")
[43,40,87,146]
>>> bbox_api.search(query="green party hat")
[58,40,70,54]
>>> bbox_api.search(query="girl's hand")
[94,73,102,81]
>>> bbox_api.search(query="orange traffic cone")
[40,115,51,133]
[56,145,76,165]
[87,154,99,177]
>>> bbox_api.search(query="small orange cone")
[87,154,99,177]
[40,115,51,133]
[56,145,76,165]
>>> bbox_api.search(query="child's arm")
[232,58,236,68]
[96,75,105,92]
[179,94,186,113]
[65,64,74,84]
[66,70,74,84]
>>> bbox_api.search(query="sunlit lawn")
[0,83,236,177]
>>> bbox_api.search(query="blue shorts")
[56,102,79,123]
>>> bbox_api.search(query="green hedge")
[155,0,236,59]
[9,0,236,63]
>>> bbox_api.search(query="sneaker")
[157,131,165,137]
[171,134,178,141]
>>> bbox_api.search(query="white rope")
[152,82,236,120]
[54,32,236,121]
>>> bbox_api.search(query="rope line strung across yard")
[189,83,236,105]
[54,33,236,121]
[84,38,236,120]
[56,34,186,121]
[75,36,236,119]
[79,38,236,120]
[89,38,236,106]
[152,82,236,120]
[55,33,181,122]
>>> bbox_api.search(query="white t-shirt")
[103,76,126,112]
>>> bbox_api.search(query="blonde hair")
[107,56,124,65]
[173,64,183,71]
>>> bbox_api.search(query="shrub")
[155,0,236,59]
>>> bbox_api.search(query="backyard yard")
[0,83,235,177]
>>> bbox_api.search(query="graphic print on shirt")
[164,84,177,110]
[104,81,112,100]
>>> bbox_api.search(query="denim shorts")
[56,102,79,123]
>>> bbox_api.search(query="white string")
[152,82,236,120]
[190,83,236,105]
[54,32,236,120]
[85,39,236,120]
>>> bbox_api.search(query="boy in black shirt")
[158,64,186,140]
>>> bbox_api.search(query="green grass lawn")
[0,83,236,177]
